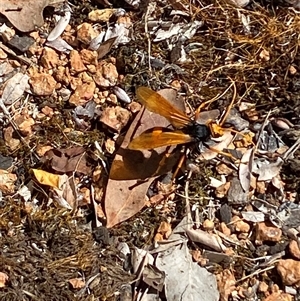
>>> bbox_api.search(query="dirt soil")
[0,0,300,300]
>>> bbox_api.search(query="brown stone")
[86,64,97,73]
[0,48,8,59]
[105,138,115,154]
[255,222,282,243]
[70,50,86,74]
[128,101,142,113]
[235,220,250,233]
[54,66,68,85]
[76,23,97,45]
[79,71,94,83]
[41,106,54,117]
[256,181,266,194]
[80,49,98,65]
[94,61,118,87]
[88,9,116,22]
[29,73,56,96]
[69,77,83,91]
[36,145,53,157]
[258,281,269,293]
[216,163,234,175]
[289,240,300,260]
[18,117,35,136]
[203,219,214,231]
[69,81,96,106]
[277,259,300,286]
[107,93,118,104]
[215,182,230,198]
[264,292,292,301]
[216,269,236,301]
[40,47,59,69]
[0,170,17,194]
[100,106,130,132]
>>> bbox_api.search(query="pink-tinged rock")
[235,220,250,233]
[264,292,293,301]
[29,73,57,96]
[0,170,17,195]
[94,61,118,88]
[289,240,300,260]
[70,50,86,74]
[100,106,131,132]
[76,23,97,45]
[0,48,8,59]
[277,259,300,286]
[3,126,20,150]
[80,49,98,65]
[69,81,96,106]
[255,222,282,243]
[18,117,35,136]
[40,47,59,69]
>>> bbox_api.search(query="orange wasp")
[128,87,211,150]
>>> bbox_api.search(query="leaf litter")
[0,0,300,300]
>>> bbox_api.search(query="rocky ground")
[0,0,300,300]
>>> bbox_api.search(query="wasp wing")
[136,87,191,128]
[128,128,194,150]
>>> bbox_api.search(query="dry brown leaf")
[109,89,183,181]
[43,147,92,174]
[97,37,117,59]
[53,175,77,209]
[0,0,64,32]
[3,126,21,151]
[105,89,183,228]
[186,228,227,252]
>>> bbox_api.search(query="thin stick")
[184,169,193,229]
[219,77,237,126]
[144,3,153,73]
[195,82,234,116]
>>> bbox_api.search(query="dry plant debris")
[1,0,300,300]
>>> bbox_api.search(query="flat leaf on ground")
[42,146,91,174]
[105,89,184,228]
[32,169,61,189]
[2,72,29,105]
[0,0,64,32]
[155,243,219,301]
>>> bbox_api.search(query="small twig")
[144,3,154,73]
[90,184,102,228]
[219,77,236,126]
[184,169,194,229]
[283,136,300,160]
[235,265,275,284]
[249,110,272,173]
[196,81,234,114]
